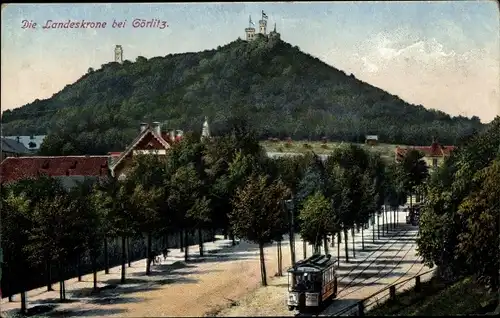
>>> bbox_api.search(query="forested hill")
[2,34,484,155]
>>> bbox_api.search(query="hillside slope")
[2,34,483,155]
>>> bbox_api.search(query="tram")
[286,254,338,313]
[406,204,421,226]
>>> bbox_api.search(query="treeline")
[417,116,500,293]
[1,36,484,156]
[2,119,434,314]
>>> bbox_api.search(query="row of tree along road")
[2,118,457,315]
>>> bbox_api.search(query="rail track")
[295,223,418,317]
[327,231,427,316]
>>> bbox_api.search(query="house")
[108,122,184,180]
[0,155,110,188]
[1,137,32,161]
[4,135,47,152]
[395,140,456,206]
[365,135,379,146]
[395,140,456,170]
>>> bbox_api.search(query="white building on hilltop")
[245,10,279,41]
[115,45,123,63]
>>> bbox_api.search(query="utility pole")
[285,199,296,266]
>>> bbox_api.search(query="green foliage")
[298,191,338,248]
[455,159,500,289]
[368,276,496,316]
[230,174,290,245]
[398,149,429,196]
[1,38,484,155]
[417,116,500,288]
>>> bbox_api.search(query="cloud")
[335,31,500,122]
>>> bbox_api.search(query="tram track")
[326,232,424,316]
[336,233,418,300]
[334,227,411,287]
[295,225,415,317]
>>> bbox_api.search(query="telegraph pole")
[285,199,296,266]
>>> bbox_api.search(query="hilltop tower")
[114,45,123,63]
[201,116,211,141]
[245,15,256,41]
[269,22,280,39]
[259,10,268,35]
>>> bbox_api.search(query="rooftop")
[0,155,110,184]
[1,137,32,154]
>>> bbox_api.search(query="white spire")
[201,116,210,140]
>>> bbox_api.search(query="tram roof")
[287,254,337,273]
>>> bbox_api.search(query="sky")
[1,2,499,123]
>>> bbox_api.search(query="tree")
[96,177,136,284]
[455,159,500,291]
[125,154,166,275]
[399,149,429,210]
[11,176,67,293]
[325,144,371,260]
[358,171,378,249]
[128,183,163,274]
[168,164,210,261]
[86,182,109,291]
[204,119,264,243]
[25,189,88,301]
[298,191,338,254]
[296,155,327,258]
[66,180,102,285]
[1,189,33,313]
[417,118,500,281]
[230,174,290,286]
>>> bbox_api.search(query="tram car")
[286,254,338,313]
[406,204,421,226]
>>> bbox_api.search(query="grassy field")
[367,275,498,316]
[260,140,400,162]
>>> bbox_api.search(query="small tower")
[201,116,211,141]
[245,15,256,41]
[259,10,268,35]
[114,45,123,63]
[269,22,280,39]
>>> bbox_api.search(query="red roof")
[0,156,110,184]
[395,142,456,161]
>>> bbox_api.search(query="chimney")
[140,122,147,132]
[152,121,161,135]
[170,129,176,142]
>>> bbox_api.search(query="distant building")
[4,135,46,152]
[115,45,123,63]
[201,116,211,141]
[245,10,279,41]
[108,122,184,180]
[0,155,109,188]
[395,140,456,207]
[109,118,211,180]
[0,137,32,162]
[365,135,379,146]
[395,140,456,170]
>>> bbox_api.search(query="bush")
[284,143,292,148]
[303,143,312,149]
[321,144,329,149]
